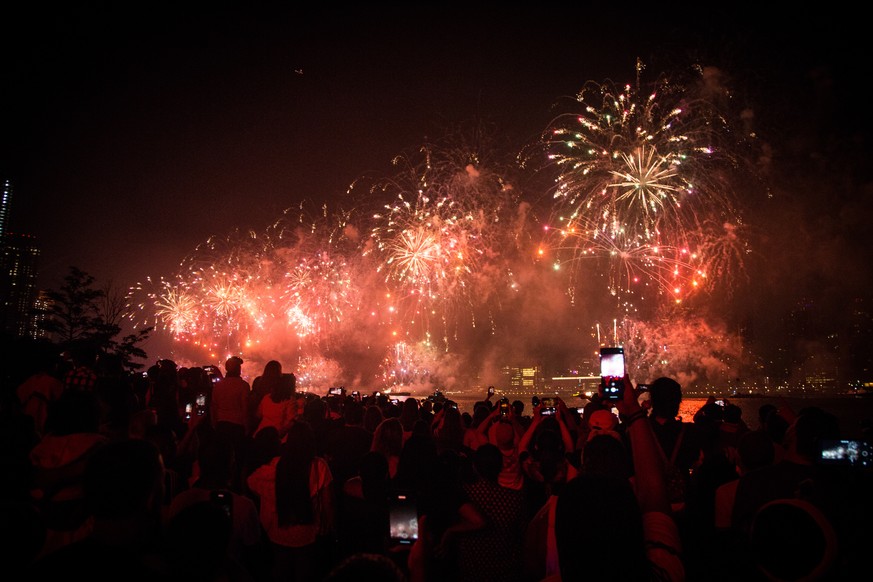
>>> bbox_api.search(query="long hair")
[371,417,403,458]
[261,360,282,380]
[434,405,465,452]
[275,420,317,527]
[398,398,420,432]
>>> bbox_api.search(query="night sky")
[2,5,871,385]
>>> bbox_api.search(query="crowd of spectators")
[3,347,872,581]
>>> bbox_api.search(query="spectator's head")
[649,377,682,419]
[224,356,243,377]
[587,409,619,441]
[262,360,282,378]
[303,396,327,423]
[435,405,465,447]
[363,404,384,433]
[155,359,179,389]
[398,398,420,431]
[343,398,364,425]
[737,429,775,474]
[473,443,502,482]
[372,417,404,457]
[750,499,838,581]
[581,433,632,480]
[758,403,777,429]
[471,402,491,428]
[786,407,841,462]
[723,403,743,424]
[492,420,515,451]
[764,411,791,448]
[531,427,566,485]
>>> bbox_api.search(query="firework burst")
[357,141,521,348]
[534,62,749,309]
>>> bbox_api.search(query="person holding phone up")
[549,375,685,582]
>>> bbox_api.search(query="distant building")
[501,364,543,391]
[0,179,10,238]
[1,232,42,338]
[1,179,43,339]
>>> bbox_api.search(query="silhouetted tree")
[36,266,152,371]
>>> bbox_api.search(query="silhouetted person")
[211,356,251,489]
[29,438,168,581]
[246,420,335,582]
[456,443,528,582]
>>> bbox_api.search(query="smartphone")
[184,403,193,421]
[194,393,207,416]
[488,385,495,396]
[499,399,510,416]
[388,492,419,545]
[714,399,726,407]
[600,347,625,401]
[818,439,872,468]
[540,397,556,415]
[329,387,344,396]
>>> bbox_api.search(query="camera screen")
[600,348,625,378]
[389,494,418,544]
[819,439,872,468]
